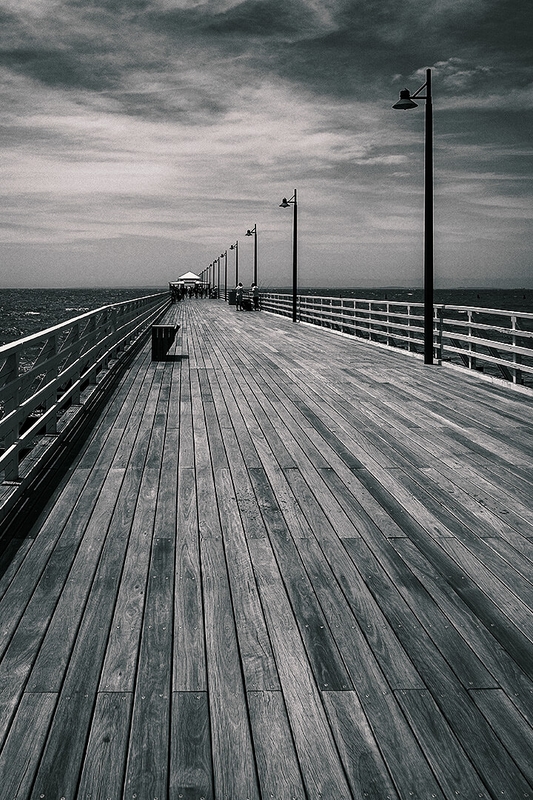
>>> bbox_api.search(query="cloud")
[0,0,532,287]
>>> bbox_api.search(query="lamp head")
[246,229,253,236]
[279,198,291,208]
[393,88,418,110]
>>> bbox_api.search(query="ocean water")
[277,286,533,313]
[1,286,532,346]
[0,287,165,346]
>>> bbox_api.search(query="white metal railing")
[0,292,170,484]
[260,293,533,390]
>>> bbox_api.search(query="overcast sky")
[1,0,532,289]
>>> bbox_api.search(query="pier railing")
[0,292,170,513]
[261,293,533,390]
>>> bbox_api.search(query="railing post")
[511,314,523,385]
[86,316,98,384]
[110,306,120,355]
[467,311,477,371]
[1,352,20,480]
[70,323,81,404]
[435,306,444,363]
[42,334,59,434]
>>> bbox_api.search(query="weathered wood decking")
[1,298,533,800]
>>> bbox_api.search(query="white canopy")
[172,271,202,283]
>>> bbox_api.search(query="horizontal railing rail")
[0,292,171,489]
[260,293,533,390]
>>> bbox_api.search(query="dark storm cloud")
[153,0,312,37]
[2,0,531,109]
[0,46,119,90]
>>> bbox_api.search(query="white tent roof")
[175,271,202,281]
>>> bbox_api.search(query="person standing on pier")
[235,282,243,310]
[251,282,259,310]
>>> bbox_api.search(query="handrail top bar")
[438,303,533,318]
[0,291,168,356]
[267,292,533,320]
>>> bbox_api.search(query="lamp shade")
[393,89,418,110]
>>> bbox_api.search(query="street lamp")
[221,251,227,300]
[230,240,239,286]
[245,224,257,285]
[393,67,434,365]
[280,190,298,323]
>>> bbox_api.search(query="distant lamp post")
[245,224,258,285]
[393,67,434,365]
[221,251,227,300]
[280,190,298,323]
[230,240,239,286]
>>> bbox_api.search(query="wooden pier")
[1,298,533,799]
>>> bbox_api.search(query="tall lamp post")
[393,67,434,365]
[221,251,227,299]
[230,240,239,286]
[280,190,298,323]
[245,224,258,285]
[216,255,221,298]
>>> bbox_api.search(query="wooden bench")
[151,324,180,360]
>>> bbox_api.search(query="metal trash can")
[151,324,179,360]
[228,289,237,306]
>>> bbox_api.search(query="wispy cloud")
[0,0,532,287]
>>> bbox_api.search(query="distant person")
[251,283,259,311]
[235,282,243,310]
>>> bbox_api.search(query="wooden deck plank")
[0,466,92,662]
[394,689,492,798]
[2,299,533,799]
[214,468,280,690]
[170,691,213,800]
[470,688,533,788]
[25,467,126,692]
[248,467,353,692]
[30,468,162,797]
[224,360,365,539]
[247,690,307,799]
[343,537,497,691]
[392,537,533,717]
[98,467,163,692]
[0,692,56,799]
[76,692,133,800]
[200,535,260,799]
[438,538,533,652]
[248,537,353,797]
[173,467,206,692]
[322,690,401,800]
[124,533,174,799]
